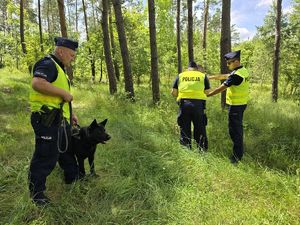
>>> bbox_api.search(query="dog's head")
[87,119,111,144]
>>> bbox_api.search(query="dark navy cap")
[54,37,78,51]
[188,61,198,68]
[224,50,241,60]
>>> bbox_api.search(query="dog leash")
[57,102,69,153]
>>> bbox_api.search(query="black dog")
[71,119,111,178]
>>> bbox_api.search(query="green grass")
[0,67,299,225]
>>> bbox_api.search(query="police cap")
[224,50,241,60]
[188,61,198,68]
[54,37,79,51]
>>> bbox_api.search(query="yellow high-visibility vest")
[226,67,249,105]
[29,56,71,121]
[177,70,207,101]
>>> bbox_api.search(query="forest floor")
[0,68,299,225]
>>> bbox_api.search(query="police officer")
[28,37,79,205]
[207,50,249,164]
[172,61,211,150]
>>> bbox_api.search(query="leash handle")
[69,102,73,125]
[57,119,68,153]
[57,101,68,153]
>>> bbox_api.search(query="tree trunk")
[109,2,120,81]
[0,2,7,36]
[203,0,210,70]
[176,0,182,74]
[272,0,282,102]
[187,0,194,62]
[75,0,78,33]
[38,0,44,52]
[2,3,8,36]
[51,3,55,34]
[220,0,231,109]
[57,0,73,80]
[66,0,70,30]
[102,0,117,94]
[47,0,51,34]
[82,0,96,81]
[20,0,27,54]
[112,0,134,98]
[91,0,96,28]
[57,0,68,37]
[148,0,160,103]
[100,55,103,82]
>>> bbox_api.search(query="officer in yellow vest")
[28,37,79,205]
[172,61,211,150]
[207,50,249,164]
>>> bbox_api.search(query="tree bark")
[38,0,44,52]
[102,0,117,94]
[82,0,96,81]
[176,0,182,74]
[20,0,27,54]
[57,0,73,80]
[75,0,78,33]
[203,0,210,70]
[57,0,68,37]
[91,0,96,28]
[100,54,103,82]
[187,0,194,62]
[109,2,120,81]
[272,0,282,102]
[0,2,6,35]
[46,0,51,34]
[220,0,231,109]
[112,0,134,98]
[148,0,160,103]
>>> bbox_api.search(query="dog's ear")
[99,119,108,127]
[90,119,98,129]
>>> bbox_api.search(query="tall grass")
[0,68,299,225]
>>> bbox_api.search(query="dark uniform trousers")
[228,105,247,160]
[177,99,208,150]
[28,112,79,196]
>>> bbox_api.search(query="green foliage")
[1,69,300,225]
[0,0,299,103]
[236,38,273,85]
[155,0,177,77]
[123,6,150,84]
[253,1,300,101]
[281,0,300,101]
[204,31,221,73]
[0,31,17,68]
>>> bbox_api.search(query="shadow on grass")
[207,97,300,173]
[244,101,300,173]
[0,82,30,113]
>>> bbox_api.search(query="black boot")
[65,175,80,184]
[31,192,51,206]
[229,155,239,164]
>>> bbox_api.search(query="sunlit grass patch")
[0,69,299,225]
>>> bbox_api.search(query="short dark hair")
[188,61,198,68]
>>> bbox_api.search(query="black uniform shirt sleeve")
[172,76,179,89]
[204,75,210,90]
[32,57,58,83]
[223,67,244,87]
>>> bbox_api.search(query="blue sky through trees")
[232,0,293,40]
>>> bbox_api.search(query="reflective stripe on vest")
[29,56,71,121]
[226,67,249,105]
[177,70,207,101]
